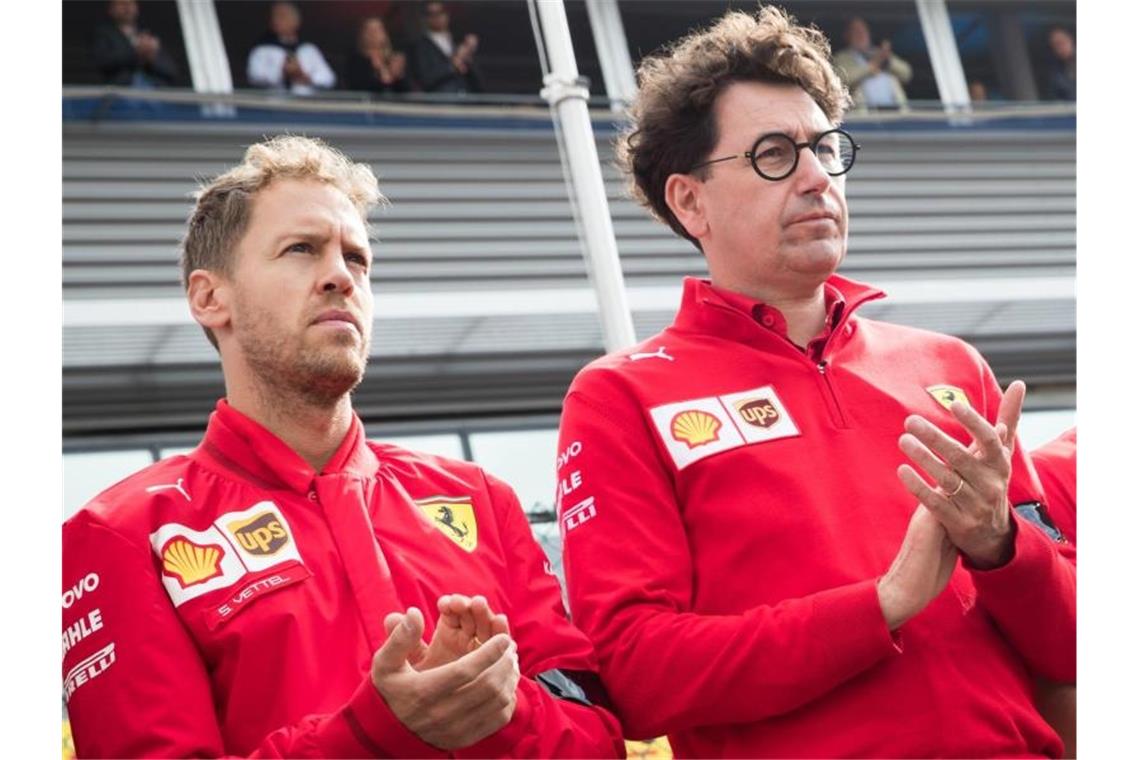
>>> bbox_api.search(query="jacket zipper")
[702,288,885,431]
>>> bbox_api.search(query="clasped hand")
[370,594,520,750]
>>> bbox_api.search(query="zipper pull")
[817,361,827,374]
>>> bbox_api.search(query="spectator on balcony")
[410,2,483,94]
[834,16,912,110]
[345,16,411,96]
[1046,27,1076,101]
[92,0,179,87]
[247,1,335,95]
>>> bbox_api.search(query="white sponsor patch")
[556,440,583,472]
[149,523,247,607]
[63,642,116,702]
[215,502,303,572]
[561,496,598,535]
[718,386,800,444]
[649,385,800,470]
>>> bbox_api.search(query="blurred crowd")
[91,0,1075,105]
[94,0,482,97]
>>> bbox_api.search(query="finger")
[423,633,513,693]
[904,415,985,482]
[897,465,961,526]
[449,639,519,712]
[996,380,1026,451]
[383,611,404,636]
[948,401,1004,464]
[898,433,963,494]
[470,595,494,644]
[373,608,425,673]
[490,613,510,637]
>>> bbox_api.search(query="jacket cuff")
[342,677,448,758]
[808,578,903,670]
[966,513,1059,597]
[455,678,535,757]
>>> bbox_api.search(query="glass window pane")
[1019,409,1076,450]
[467,429,559,517]
[64,450,155,519]
[159,446,195,459]
[382,434,465,461]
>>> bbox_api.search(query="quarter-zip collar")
[673,274,886,357]
[199,399,379,493]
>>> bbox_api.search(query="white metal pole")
[584,0,638,110]
[536,0,637,351]
[915,0,971,113]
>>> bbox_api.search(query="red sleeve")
[963,362,1076,683]
[1030,429,1077,546]
[63,511,447,759]
[455,474,626,758]
[557,380,901,740]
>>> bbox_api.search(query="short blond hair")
[180,135,386,348]
[617,6,849,247]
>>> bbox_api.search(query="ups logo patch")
[734,398,780,428]
[226,511,290,556]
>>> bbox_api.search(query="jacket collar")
[199,400,379,494]
[672,274,886,352]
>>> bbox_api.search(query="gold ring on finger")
[946,476,965,497]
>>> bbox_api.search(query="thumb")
[373,607,425,673]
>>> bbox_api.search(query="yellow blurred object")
[625,736,673,759]
[62,719,75,760]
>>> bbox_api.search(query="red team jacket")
[557,276,1076,758]
[62,401,624,758]
[1031,428,1077,546]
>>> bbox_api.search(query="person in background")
[92,0,179,87]
[969,80,988,103]
[410,2,483,94]
[834,16,912,110]
[1046,27,1077,101]
[345,16,411,96]
[247,1,335,95]
[556,6,1074,757]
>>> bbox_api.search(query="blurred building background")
[63,0,1076,583]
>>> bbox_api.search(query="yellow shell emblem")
[670,409,722,449]
[161,537,224,588]
[926,385,970,411]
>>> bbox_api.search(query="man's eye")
[346,253,369,267]
[286,242,312,253]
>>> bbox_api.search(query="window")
[63,450,155,519]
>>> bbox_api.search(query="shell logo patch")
[416,496,478,552]
[670,410,722,448]
[650,385,800,470]
[926,385,970,411]
[160,536,225,589]
[734,397,780,429]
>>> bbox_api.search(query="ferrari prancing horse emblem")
[415,496,478,552]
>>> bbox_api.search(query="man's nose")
[793,146,833,194]
[318,250,355,294]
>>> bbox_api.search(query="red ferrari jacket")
[1031,428,1077,546]
[63,400,624,758]
[557,276,1076,758]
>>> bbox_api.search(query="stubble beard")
[237,304,371,412]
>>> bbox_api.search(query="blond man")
[62,136,623,758]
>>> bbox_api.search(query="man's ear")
[187,269,231,335]
[664,173,709,242]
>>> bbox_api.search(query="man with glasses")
[555,7,1074,757]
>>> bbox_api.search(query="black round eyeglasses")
[691,128,860,181]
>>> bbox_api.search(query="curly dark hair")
[616,6,850,248]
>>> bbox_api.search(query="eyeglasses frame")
[691,128,861,181]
